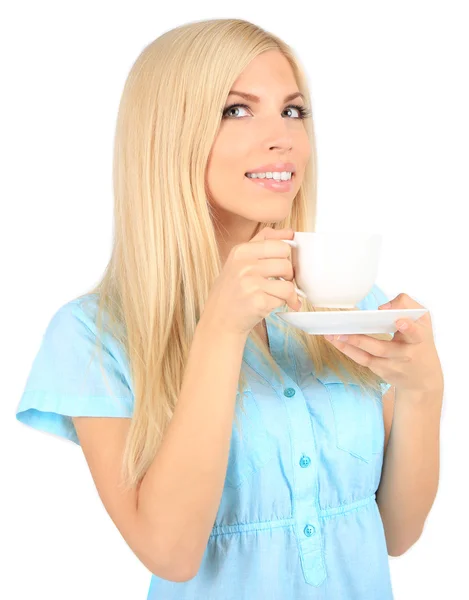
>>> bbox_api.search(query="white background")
[2,1,467,598]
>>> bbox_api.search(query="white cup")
[278,232,382,308]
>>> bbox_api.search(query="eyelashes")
[222,102,312,120]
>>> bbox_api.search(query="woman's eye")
[284,106,302,118]
[222,104,250,118]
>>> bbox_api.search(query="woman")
[16,18,443,599]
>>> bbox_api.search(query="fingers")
[252,227,294,242]
[240,238,293,260]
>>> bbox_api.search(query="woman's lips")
[244,173,295,192]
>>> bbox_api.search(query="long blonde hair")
[76,18,388,491]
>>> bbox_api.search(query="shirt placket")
[243,311,328,586]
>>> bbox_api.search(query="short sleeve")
[356,283,393,396]
[16,297,134,445]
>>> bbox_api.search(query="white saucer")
[277,308,428,338]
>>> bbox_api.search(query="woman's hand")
[324,293,444,393]
[201,227,301,337]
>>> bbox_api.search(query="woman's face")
[206,49,311,250]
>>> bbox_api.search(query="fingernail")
[397,321,408,331]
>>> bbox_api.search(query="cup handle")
[278,278,307,299]
[279,239,307,299]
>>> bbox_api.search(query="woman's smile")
[244,171,295,192]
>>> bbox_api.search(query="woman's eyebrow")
[227,90,304,103]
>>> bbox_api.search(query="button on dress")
[16,284,394,599]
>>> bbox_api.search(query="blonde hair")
[76,18,388,491]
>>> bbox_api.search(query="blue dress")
[16,284,394,599]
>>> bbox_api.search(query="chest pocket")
[316,371,385,463]
[224,387,276,489]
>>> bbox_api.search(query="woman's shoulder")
[57,292,114,334]
[44,292,126,363]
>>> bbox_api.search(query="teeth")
[246,171,293,180]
